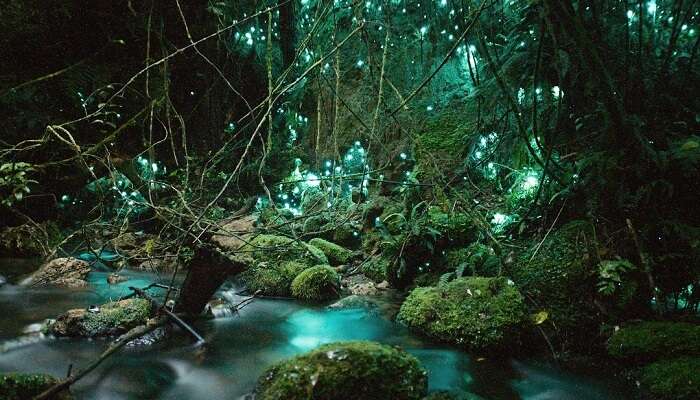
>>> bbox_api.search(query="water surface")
[0,259,628,399]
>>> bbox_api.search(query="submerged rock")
[0,372,72,399]
[397,277,527,352]
[291,265,340,302]
[107,273,127,285]
[308,238,353,265]
[327,295,379,311]
[255,341,427,400]
[22,257,90,288]
[49,298,151,337]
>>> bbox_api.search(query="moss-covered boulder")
[309,238,353,265]
[607,321,700,362]
[49,298,151,337]
[237,234,328,267]
[362,256,389,282]
[0,373,72,399]
[639,357,700,400]
[242,261,310,297]
[255,341,427,400]
[291,265,340,302]
[398,277,527,351]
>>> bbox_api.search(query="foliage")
[255,341,427,400]
[0,162,36,207]
[290,265,340,302]
[597,259,636,295]
[397,277,527,352]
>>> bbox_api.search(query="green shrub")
[397,277,527,352]
[255,341,428,400]
[0,373,72,400]
[607,321,700,361]
[309,238,353,265]
[291,265,340,301]
[639,357,700,400]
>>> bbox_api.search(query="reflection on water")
[0,259,629,400]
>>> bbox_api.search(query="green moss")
[639,357,700,400]
[255,341,428,400]
[241,261,310,297]
[238,234,328,266]
[397,277,527,352]
[51,298,151,337]
[291,265,340,302]
[362,256,389,282]
[309,238,353,265]
[607,322,700,361]
[0,373,72,399]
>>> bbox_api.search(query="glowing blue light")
[492,213,507,225]
[400,152,407,160]
[306,173,321,187]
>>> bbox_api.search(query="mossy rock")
[0,373,72,399]
[362,256,389,283]
[291,265,340,302]
[607,321,700,362]
[50,298,151,337]
[237,234,328,267]
[241,261,311,297]
[398,277,527,352]
[255,341,428,400]
[308,238,353,265]
[639,357,700,400]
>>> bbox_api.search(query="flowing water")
[0,259,629,400]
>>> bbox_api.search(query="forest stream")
[0,258,628,400]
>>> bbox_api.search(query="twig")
[129,286,205,346]
[33,316,168,400]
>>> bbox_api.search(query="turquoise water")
[0,260,629,399]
